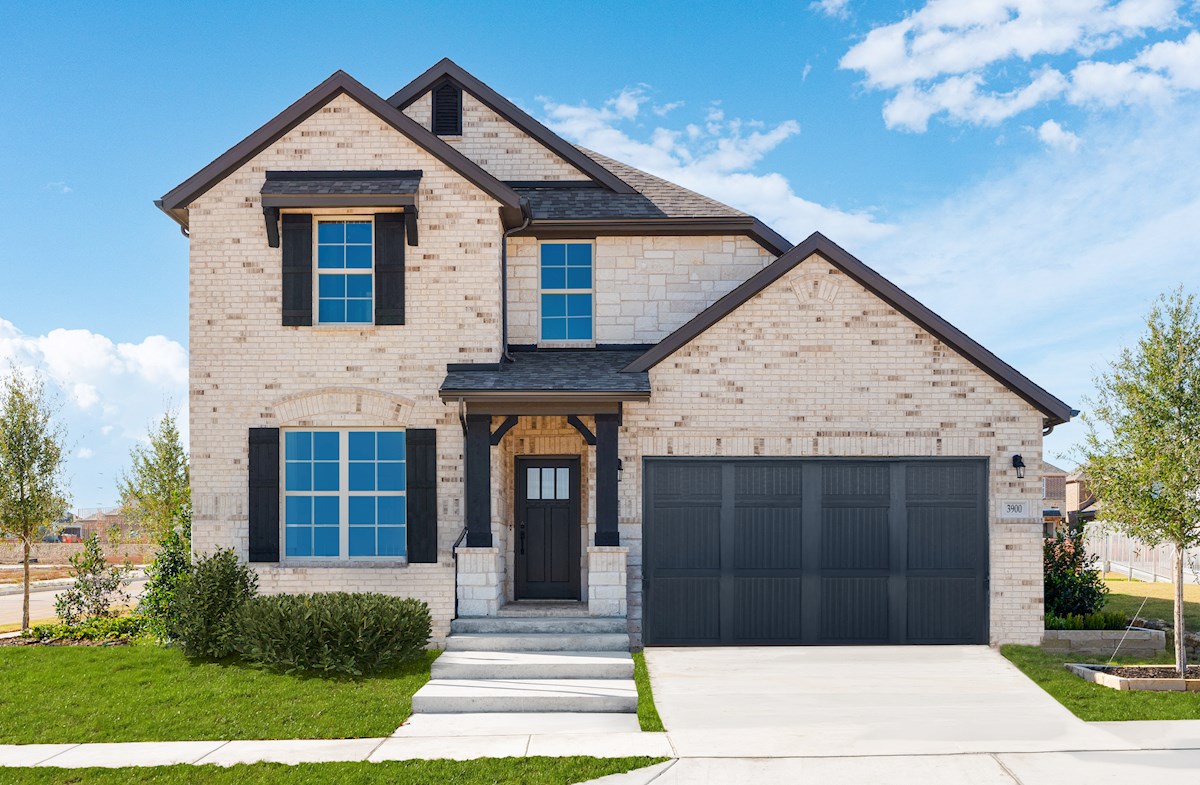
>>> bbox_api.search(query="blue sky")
[2,0,1199,508]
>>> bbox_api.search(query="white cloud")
[840,0,1195,130]
[43,181,72,194]
[1035,118,1082,150]
[76,447,94,460]
[537,89,893,246]
[812,0,851,19]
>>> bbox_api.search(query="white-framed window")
[282,429,406,560]
[539,241,593,342]
[315,218,373,324]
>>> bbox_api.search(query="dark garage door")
[642,459,988,645]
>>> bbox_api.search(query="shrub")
[137,523,192,641]
[169,548,257,659]
[23,615,148,642]
[54,534,132,625]
[236,593,431,677]
[1044,610,1129,630]
[1044,530,1109,617]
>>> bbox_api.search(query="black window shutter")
[432,82,462,135]
[406,428,438,563]
[281,214,313,326]
[248,428,281,563]
[375,213,406,325]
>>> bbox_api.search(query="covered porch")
[439,350,650,618]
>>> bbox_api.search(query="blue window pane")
[318,222,344,243]
[313,526,340,557]
[349,527,376,557]
[345,300,373,323]
[314,496,339,525]
[567,244,592,266]
[542,294,566,318]
[345,222,372,244]
[377,526,405,557]
[349,462,376,491]
[377,462,405,491]
[285,462,311,492]
[348,495,376,525]
[377,495,406,525]
[566,267,591,289]
[285,431,311,461]
[542,317,566,340]
[345,245,372,268]
[313,461,339,491]
[285,495,312,525]
[349,432,375,461]
[346,275,372,297]
[568,318,593,341]
[541,266,566,289]
[319,299,346,323]
[313,432,339,460]
[317,245,345,269]
[377,432,405,461]
[319,275,345,298]
[540,243,565,265]
[566,293,592,317]
[285,526,312,557]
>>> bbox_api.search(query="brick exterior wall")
[506,235,775,345]
[403,91,585,181]
[617,255,1047,646]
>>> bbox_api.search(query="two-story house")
[158,59,1073,649]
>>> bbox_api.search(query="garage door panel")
[647,577,721,643]
[734,577,804,640]
[823,462,890,497]
[907,506,980,570]
[650,506,721,569]
[907,462,979,500]
[907,577,982,642]
[820,577,890,642]
[821,507,890,570]
[652,462,722,498]
[734,507,804,569]
[736,462,804,496]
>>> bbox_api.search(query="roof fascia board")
[625,232,1073,425]
[158,71,521,227]
[520,217,792,257]
[388,58,638,195]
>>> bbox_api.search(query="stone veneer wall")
[188,93,505,642]
[403,91,585,181]
[617,255,1048,646]
[506,235,775,345]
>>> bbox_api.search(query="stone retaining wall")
[0,541,156,565]
[1042,628,1165,658]
[1132,618,1200,661]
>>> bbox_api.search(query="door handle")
[519,522,526,555]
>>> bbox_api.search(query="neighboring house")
[158,59,1073,648]
[1042,461,1068,536]
[1066,470,1098,531]
[68,508,141,542]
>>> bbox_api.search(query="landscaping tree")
[54,533,132,625]
[0,370,70,630]
[1081,288,1200,675]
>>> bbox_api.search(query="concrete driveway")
[644,645,1128,758]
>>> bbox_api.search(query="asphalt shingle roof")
[441,351,650,394]
[575,148,747,218]
[261,170,423,196]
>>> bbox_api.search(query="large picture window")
[316,220,373,324]
[540,242,593,342]
[283,429,406,559]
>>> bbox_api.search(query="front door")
[515,457,581,600]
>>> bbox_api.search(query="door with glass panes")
[515,457,581,599]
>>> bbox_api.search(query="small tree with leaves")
[0,370,70,631]
[1081,288,1200,675]
[54,533,132,625]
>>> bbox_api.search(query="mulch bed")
[1101,665,1200,679]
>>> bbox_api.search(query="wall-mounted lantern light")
[1012,454,1026,479]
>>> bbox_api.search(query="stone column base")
[587,545,628,617]
[456,546,503,617]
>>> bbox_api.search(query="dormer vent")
[432,80,462,136]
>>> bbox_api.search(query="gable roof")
[387,58,637,195]
[625,232,1075,427]
[157,70,525,230]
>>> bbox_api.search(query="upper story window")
[316,219,373,324]
[432,81,463,136]
[540,242,593,342]
[283,429,407,560]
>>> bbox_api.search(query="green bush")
[169,548,258,659]
[137,523,192,641]
[54,534,132,625]
[23,615,148,642]
[1044,610,1129,630]
[236,592,431,677]
[1044,530,1109,616]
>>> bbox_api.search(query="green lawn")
[1104,574,1200,631]
[0,645,438,743]
[1003,645,1200,721]
[631,651,664,732]
[0,758,667,785]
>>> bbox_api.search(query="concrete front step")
[451,616,627,635]
[444,632,630,652]
[432,650,635,680]
[411,678,638,714]
[497,601,589,618]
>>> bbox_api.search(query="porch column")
[594,413,619,546]
[464,413,492,547]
